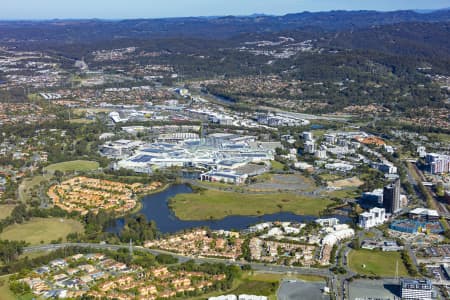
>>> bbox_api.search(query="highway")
[24,243,332,278]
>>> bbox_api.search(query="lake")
[108,184,350,234]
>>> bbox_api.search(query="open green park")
[0,218,84,245]
[270,160,285,172]
[0,205,16,220]
[43,160,100,174]
[170,189,334,220]
[0,274,36,300]
[348,249,409,277]
[0,275,25,300]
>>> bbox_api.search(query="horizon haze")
[1,0,450,20]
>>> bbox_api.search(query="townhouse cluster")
[245,220,354,266]
[20,253,226,299]
[144,229,243,260]
[47,176,162,215]
[249,237,316,266]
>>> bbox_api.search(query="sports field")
[0,218,84,245]
[348,249,409,277]
[170,189,333,220]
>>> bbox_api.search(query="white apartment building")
[358,207,386,229]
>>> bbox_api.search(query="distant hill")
[323,22,450,60]
[0,9,449,43]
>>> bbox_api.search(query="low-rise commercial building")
[200,170,248,185]
[408,208,439,221]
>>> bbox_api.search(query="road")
[407,162,450,220]
[24,243,332,278]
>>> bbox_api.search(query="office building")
[362,189,384,205]
[383,179,401,214]
[400,278,433,300]
[302,131,313,141]
[304,141,315,154]
[377,163,398,174]
[324,133,337,144]
[314,149,327,159]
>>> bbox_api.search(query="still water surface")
[109,184,350,233]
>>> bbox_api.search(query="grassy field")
[194,180,236,189]
[319,173,343,181]
[246,272,325,283]
[0,275,17,300]
[231,280,278,299]
[18,175,47,202]
[426,133,450,143]
[227,272,325,300]
[188,271,280,300]
[0,275,34,300]
[73,108,112,115]
[0,205,16,220]
[170,189,333,220]
[68,118,94,124]
[44,160,99,173]
[270,160,285,171]
[348,249,409,277]
[327,188,359,199]
[0,218,84,245]
[328,177,364,188]
[19,250,53,260]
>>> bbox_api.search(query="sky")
[1,0,450,20]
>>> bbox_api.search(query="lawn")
[0,275,17,300]
[245,272,325,283]
[0,205,16,220]
[328,177,364,188]
[18,175,47,202]
[348,249,409,277]
[270,160,285,171]
[170,189,333,220]
[0,218,84,245]
[73,108,112,115]
[319,173,343,181]
[196,180,236,189]
[231,280,277,298]
[426,133,450,143]
[44,160,99,173]
[327,188,359,199]
[68,118,94,124]
[230,272,282,300]
[226,272,325,300]
[0,275,34,300]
